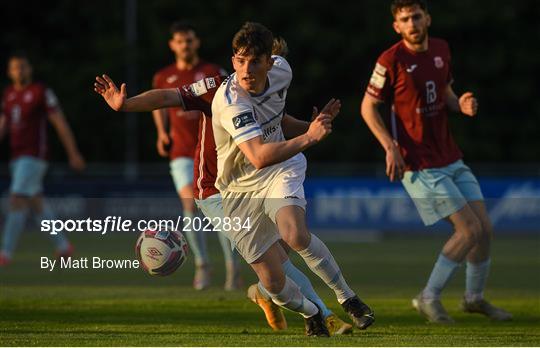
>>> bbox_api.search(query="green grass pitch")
[1,232,539,346]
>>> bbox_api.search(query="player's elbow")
[251,157,267,170]
[360,96,378,122]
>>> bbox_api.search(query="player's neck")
[176,56,199,71]
[12,80,31,91]
[402,37,429,53]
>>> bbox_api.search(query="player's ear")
[426,13,432,27]
[392,20,401,35]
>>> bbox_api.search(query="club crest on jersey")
[233,112,256,129]
[434,56,444,69]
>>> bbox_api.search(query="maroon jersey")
[153,61,226,160]
[1,82,59,160]
[366,38,462,171]
[177,75,225,199]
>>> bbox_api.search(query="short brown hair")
[170,21,197,37]
[391,0,428,17]
[232,22,274,57]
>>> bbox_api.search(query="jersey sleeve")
[177,75,224,116]
[221,104,262,145]
[44,88,60,113]
[365,54,393,102]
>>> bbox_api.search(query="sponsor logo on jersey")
[406,64,418,73]
[232,112,256,129]
[284,195,299,199]
[262,124,279,140]
[434,56,444,69]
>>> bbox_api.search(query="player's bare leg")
[0,195,30,266]
[179,185,211,290]
[460,201,512,321]
[275,205,374,330]
[413,204,481,323]
[249,242,329,336]
[29,194,72,259]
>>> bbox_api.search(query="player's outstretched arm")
[94,74,181,112]
[361,93,405,182]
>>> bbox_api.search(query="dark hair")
[232,22,274,57]
[391,0,428,16]
[169,21,197,37]
[8,50,30,62]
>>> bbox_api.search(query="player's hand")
[386,141,405,182]
[459,92,478,117]
[311,98,341,121]
[307,114,332,143]
[94,74,127,111]
[156,131,170,157]
[69,152,86,172]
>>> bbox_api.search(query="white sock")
[297,234,356,304]
[263,277,318,318]
[465,259,491,303]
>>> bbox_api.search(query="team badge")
[434,56,444,69]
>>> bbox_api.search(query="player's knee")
[281,227,310,251]
[9,195,29,210]
[459,217,482,247]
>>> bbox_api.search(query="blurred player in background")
[0,52,85,266]
[361,0,512,323]
[93,33,354,336]
[152,21,241,291]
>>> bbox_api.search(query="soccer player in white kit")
[212,22,374,331]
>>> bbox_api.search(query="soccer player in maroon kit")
[151,21,240,291]
[0,53,85,266]
[361,0,512,323]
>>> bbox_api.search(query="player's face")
[232,52,273,94]
[393,5,431,47]
[169,31,200,63]
[7,58,32,85]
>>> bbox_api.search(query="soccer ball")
[135,230,189,276]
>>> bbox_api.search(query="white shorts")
[221,168,306,264]
[169,157,194,192]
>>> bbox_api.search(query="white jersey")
[212,56,306,193]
